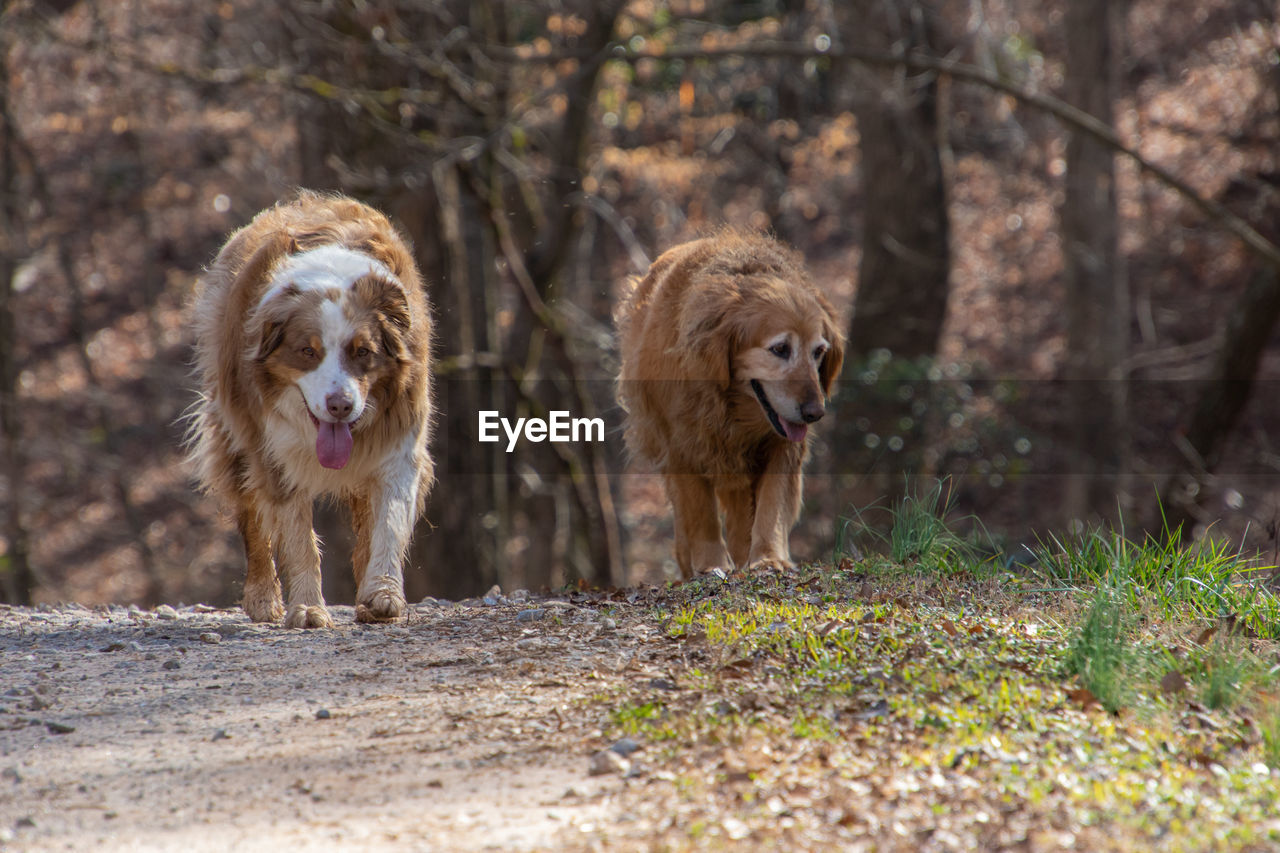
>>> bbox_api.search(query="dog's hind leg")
[665,473,729,578]
[263,497,334,629]
[238,506,283,623]
[716,482,754,570]
[349,490,372,594]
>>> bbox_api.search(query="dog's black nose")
[326,393,354,420]
[800,399,825,424]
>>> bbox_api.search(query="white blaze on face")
[262,244,394,305]
[295,298,364,423]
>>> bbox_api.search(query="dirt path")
[0,597,644,852]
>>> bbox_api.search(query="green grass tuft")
[1064,585,1136,713]
[838,478,992,575]
[1033,525,1280,638]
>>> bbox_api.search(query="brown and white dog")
[616,229,844,578]
[186,191,433,628]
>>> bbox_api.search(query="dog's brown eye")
[813,346,827,362]
[300,346,318,360]
[770,342,791,359]
[354,346,371,358]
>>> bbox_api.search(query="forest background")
[1,0,1279,608]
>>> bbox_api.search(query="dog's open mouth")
[308,411,354,470]
[750,380,808,443]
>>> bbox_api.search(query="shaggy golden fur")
[616,229,844,577]
[186,191,433,628]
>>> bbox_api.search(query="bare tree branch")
[490,39,1280,271]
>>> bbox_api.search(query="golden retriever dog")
[616,229,844,578]
[186,191,433,628]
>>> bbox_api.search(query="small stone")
[516,609,546,623]
[722,817,751,841]
[510,589,531,603]
[2,766,21,784]
[647,678,678,691]
[211,728,231,741]
[15,816,35,830]
[44,721,75,735]
[482,595,501,607]
[609,737,642,757]
[162,659,181,671]
[26,695,52,712]
[199,633,222,645]
[192,604,216,613]
[100,641,126,653]
[485,584,502,598]
[587,749,629,777]
[314,708,331,720]
[600,618,617,632]
[154,605,178,620]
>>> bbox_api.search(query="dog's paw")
[284,604,335,629]
[694,565,730,581]
[355,582,406,623]
[243,590,284,623]
[745,555,796,573]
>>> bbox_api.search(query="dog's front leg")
[746,454,803,571]
[238,506,283,622]
[354,439,423,623]
[263,498,334,629]
[665,474,729,578]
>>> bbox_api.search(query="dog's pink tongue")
[316,421,353,469]
[781,420,808,443]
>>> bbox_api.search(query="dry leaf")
[1193,624,1219,646]
[1160,670,1188,695]
[1065,687,1099,709]
[817,620,849,638]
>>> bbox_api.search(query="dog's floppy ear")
[354,275,412,360]
[253,285,298,362]
[818,303,845,398]
[680,279,742,389]
[244,232,300,363]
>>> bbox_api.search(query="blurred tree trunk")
[1060,0,1128,524]
[0,49,35,604]
[834,0,951,513]
[1158,264,1280,539]
[841,1,951,364]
